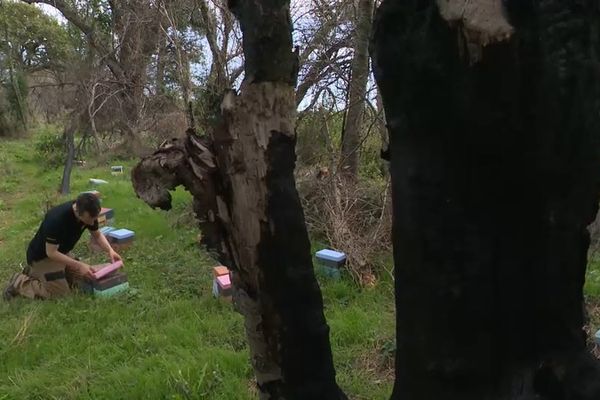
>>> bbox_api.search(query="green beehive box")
[94,282,129,297]
[317,265,341,280]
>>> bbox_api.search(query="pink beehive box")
[216,274,231,289]
[92,260,124,280]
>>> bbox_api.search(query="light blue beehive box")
[316,249,346,268]
[99,226,116,236]
[107,229,135,244]
[315,249,346,280]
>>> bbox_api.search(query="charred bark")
[371,1,600,399]
[133,0,344,398]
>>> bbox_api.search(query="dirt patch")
[353,338,395,386]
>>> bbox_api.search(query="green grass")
[586,262,600,298]
[586,256,600,331]
[0,135,395,399]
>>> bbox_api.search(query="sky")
[38,3,64,21]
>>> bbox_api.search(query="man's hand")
[92,230,122,263]
[109,249,122,263]
[78,262,95,281]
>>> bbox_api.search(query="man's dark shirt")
[26,201,98,265]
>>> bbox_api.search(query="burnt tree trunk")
[341,0,374,179]
[372,1,600,399]
[132,0,345,398]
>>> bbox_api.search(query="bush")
[5,71,28,123]
[34,125,65,168]
[0,86,23,137]
[296,108,388,181]
[0,69,29,136]
[299,173,392,286]
[296,109,392,286]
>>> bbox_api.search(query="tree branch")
[20,0,127,83]
[296,39,349,106]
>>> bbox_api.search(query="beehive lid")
[108,229,135,240]
[99,226,116,235]
[316,249,346,262]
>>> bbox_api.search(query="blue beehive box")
[316,249,346,269]
[99,226,116,236]
[108,229,135,244]
[595,329,600,345]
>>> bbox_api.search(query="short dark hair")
[76,193,101,218]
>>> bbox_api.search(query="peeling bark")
[133,0,344,398]
[131,132,225,257]
[437,0,514,43]
[372,0,600,399]
[437,0,514,63]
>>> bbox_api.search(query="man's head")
[75,193,101,225]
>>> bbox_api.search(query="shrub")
[0,84,25,137]
[299,172,392,286]
[34,125,65,168]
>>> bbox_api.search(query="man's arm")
[45,242,93,278]
[91,230,121,262]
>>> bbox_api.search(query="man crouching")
[3,193,121,300]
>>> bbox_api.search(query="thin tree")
[340,0,374,179]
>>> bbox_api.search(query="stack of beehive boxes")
[212,266,232,301]
[79,260,129,297]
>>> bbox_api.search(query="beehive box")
[79,271,128,296]
[106,229,135,251]
[111,166,124,176]
[315,249,346,269]
[94,281,129,297]
[212,270,232,301]
[107,229,134,244]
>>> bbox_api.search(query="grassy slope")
[0,137,395,399]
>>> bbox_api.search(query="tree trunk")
[59,120,76,195]
[340,0,374,179]
[372,1,600,399]
[132,1,345,398]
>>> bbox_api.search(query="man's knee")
[4,273,49,300]
[28,258,71,299]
